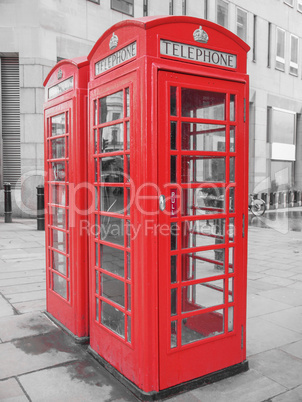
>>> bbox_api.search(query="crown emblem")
[57,68,63,80]
[109,32,119,50]
[193,26,209,44]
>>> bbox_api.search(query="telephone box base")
[45,312,89,345]
[88,346,249,401]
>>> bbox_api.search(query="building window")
[253,15,257,62]
[169,0,174,15]
[298,0,302,12]
[88,0,100,3]
[143,0,148,16]
[111,0,134,16]
[217,0,228,28]
[267,22,272,67]
[276,27,285,71]
[290,35,299,76]
[204,0,208,19]
[182,0,186,15]
[284,0,294,6]
[236,8,247,42]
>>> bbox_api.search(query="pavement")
[0,218,302,401]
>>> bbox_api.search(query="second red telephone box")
[87,16,250,398]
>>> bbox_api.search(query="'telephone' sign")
[95,42,137,75]
[160,39,237,69]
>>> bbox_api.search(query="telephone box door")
[158,71,248,389]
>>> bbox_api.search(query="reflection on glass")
[127,252,131,279]
[94,159,98,182]
[52,207,65,229]
[182,156,225,183]
[171,255,177,283]
[95,243,99,267]
[182,187,225,216]
[182,280,224,312]
[101,244,124,277]
[52,230,66,253]
[100,156,124,183]
[127,284,131,311]
[101,273,124,307]
[94,100,97,126]
[182,219,225,249]
[229,218,234,242]
[230,157,235,182]
[230,126,235,152]
[171,321,177,348]
[228,277,234,302]
[100,124,124,153]
[100,216,124,246]
[230,94,235,121]
[95,270,99,293]
[125,87,130,117]
[101,300,125,337]
[126,155,130,182]
[51,113,65,136]
[228,306,234,332]
[94,129,98,153]
[52,251,67,275]
[171,156,177,183]
[126,121,130,149]
[96,298,99,321]
[50,162,65,182]
[50,138,65,159]
[182,249,225,281]
[53,273,67,298]
[171,121,177,150]
[228,247,234,273]
[127,315,131,343]
[229,187,235,212]
[181,88,225,120]
[171,222,178,250]
[171,288,177,316]
[99,90,123,124]
[100,187,124,214]
[170,86,177,116]
[95,187,98,210]
[181,123,226,152]
[181,309,224,345]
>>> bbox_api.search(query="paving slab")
[0,294,15,318]
[0,312,56,342]
[0,282,45,296]
[247,294,291,318]
[0,378,28,401]
[257,287,302,307]
[13,299,46,314]
[261,308,302,334]
[0,329,81,380]
[281,339,302,360]
[6,290,46,304]
[18,359,138,402]
[249,348,302,389]
[271,385,302,401]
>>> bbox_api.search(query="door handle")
[159,195,166,211]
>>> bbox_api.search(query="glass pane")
[126,155,130,182]
[182,280,224,312]
[52,207,65,229]
[100,187,124,214]
[53,274,67,298]
[127,284,131,311]
[228,306,234,332]
[171,121,177,150]
[182,249,225,281]
[228,277,234,302]
[94,100,97,126]
[100,124,124,153]
[171,156,177,183]
[101,216,124,246]
[230,157,235,182]
[229,187,235,213]
[182,309,224,345]
[101,244,124,277]
[126,188,131,215]
[94,129,98,154]
[230,95,235,121]
[99,90,123,124]
[126,121,130,149]
[182,218,225,249]
[181,123,226,152]
[127,252,131,279]
[171,222,178,250]
[171,288,177,316]
[230,126,235,152]
[101,273,124,307]
[101,300,125,337]
[171,255,177,283]
[170,86,177,116]
[51,113,65,136]
[217,0,228,28]
[95,187,98,210]
[171,321,177,348]
[50,138,65,159]
[127,315,131,343]
[96,298,99,321]
[94,158,98,182]
[95,243,99,267]
[229,218,234,242]
[181,88,225,120]
[100,156,124,183]
[228,247,234,273]
[52,251,67,275]
[181,156,225,183]
[125,87,130,117]
[52,230,66,253]
[182,187,225,216]
[95,270,99,293]
[50,162,66,182]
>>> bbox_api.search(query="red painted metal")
[43,58,89,339]
[87,15,249,394]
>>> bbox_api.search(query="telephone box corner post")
[4,182,12,223]
[36,184,45,231]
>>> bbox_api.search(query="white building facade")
[0,0,302,216]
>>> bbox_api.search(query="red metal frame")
[43,58,89,339]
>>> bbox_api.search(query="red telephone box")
[43,57,89,341]
[87,16,249,397]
